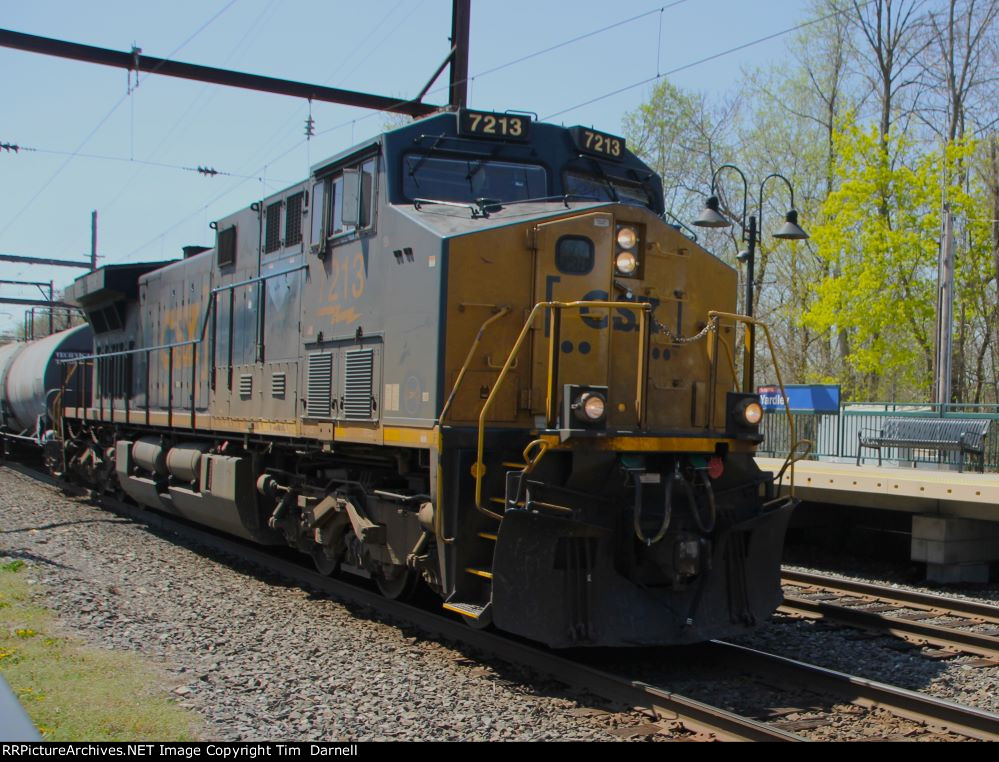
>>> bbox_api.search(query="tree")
[803,122,981,399]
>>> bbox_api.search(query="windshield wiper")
[581,156,619,202]
[406,133,448,182]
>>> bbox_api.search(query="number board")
[457,109,530,141]
[570,127,626,160]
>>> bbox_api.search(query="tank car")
[56,109,798,647]
[0,324,92,448]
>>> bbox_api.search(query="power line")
[1,142,291,182]
[100,0,281,213]
[472,1,688,82]
[0,0,242,243]
[313,1,693,140]
[543,0,873,120]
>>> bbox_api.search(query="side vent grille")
[217,225,236,267]
[264,202,282,253]
[306,353,333,418]
[239,374,253,398]
[271,372,286,398]
[343,349,374,420]
[285,192,303,246]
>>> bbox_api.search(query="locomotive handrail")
[57,263,310,365]
[474,300,652,518]
[436,304,511,427]
[55,263,309,429]
[707,310,802,495]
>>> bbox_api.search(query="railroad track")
[705,641,999,741]
[8,463,999,741]
[780,569,999,660]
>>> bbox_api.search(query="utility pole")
[449,0,471,109]
[934,206,955,405]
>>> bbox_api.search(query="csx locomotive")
[55,109,797,647]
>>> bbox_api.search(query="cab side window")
[310,155,377,256]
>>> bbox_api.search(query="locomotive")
[53,109,797,647]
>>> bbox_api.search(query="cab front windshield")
[403,155,547,204]
[564,171,653,209]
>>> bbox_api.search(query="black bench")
[856,417,990,473]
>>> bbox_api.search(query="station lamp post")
[692,164,808,389]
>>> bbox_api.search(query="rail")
[56,264,308,431]
[474,300,651,514]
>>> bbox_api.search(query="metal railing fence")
[758,402,999,472]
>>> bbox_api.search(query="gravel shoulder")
[0,467,652,742]
[3,465,997,741]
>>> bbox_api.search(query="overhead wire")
[312,0,692,141]
[0,0,243,249]
[118,0,853,261]
[542,0,874,120]
[100,0,282,214]
[124,0,421,261]
[6,143,291,183]
[119,1,708,260]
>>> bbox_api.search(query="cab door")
[530,212,614,424]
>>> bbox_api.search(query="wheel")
[375,566,419,600]
[311,547,338,576]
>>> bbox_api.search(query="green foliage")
[802,121,981,398]
[0,563,202,741]
[1,559,25,572]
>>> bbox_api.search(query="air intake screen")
[306,353,333,418]
[265,203,282,253]
[272,372,286,398]
[343,349,374,420]
[217,225,236,267]
[285,193,303,246]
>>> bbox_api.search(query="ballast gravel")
[2,465,998,741]
[0,467,643,742]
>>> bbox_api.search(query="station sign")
[757,384,841,414]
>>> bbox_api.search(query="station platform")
[757,457,999,583]
[756,457,999,522]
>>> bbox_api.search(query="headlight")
[742,401,763,425]
[564,384,609,430]
[616,226,638,249]
[615,251,638,275]
[726,393,764,436]
[582,393,606,421]
[572,391,606,423]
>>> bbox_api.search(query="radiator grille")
[285,192,303,246]
[264,202,282,253]
[306,353,333,418]
[271,372,286,398]
[217,225,236,267]
[239,374,253,397]
[343,349,374,420]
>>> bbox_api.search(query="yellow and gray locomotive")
[58,109,796,647]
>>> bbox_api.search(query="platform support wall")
[911,515,999,583]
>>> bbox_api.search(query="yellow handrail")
[707,310,803,496]
[474,300,651,514]
[437,305,511,426]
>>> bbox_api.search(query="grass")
[0,560,204,741]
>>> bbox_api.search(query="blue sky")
[1,0,805,334]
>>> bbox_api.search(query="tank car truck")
[58,109,797,647]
